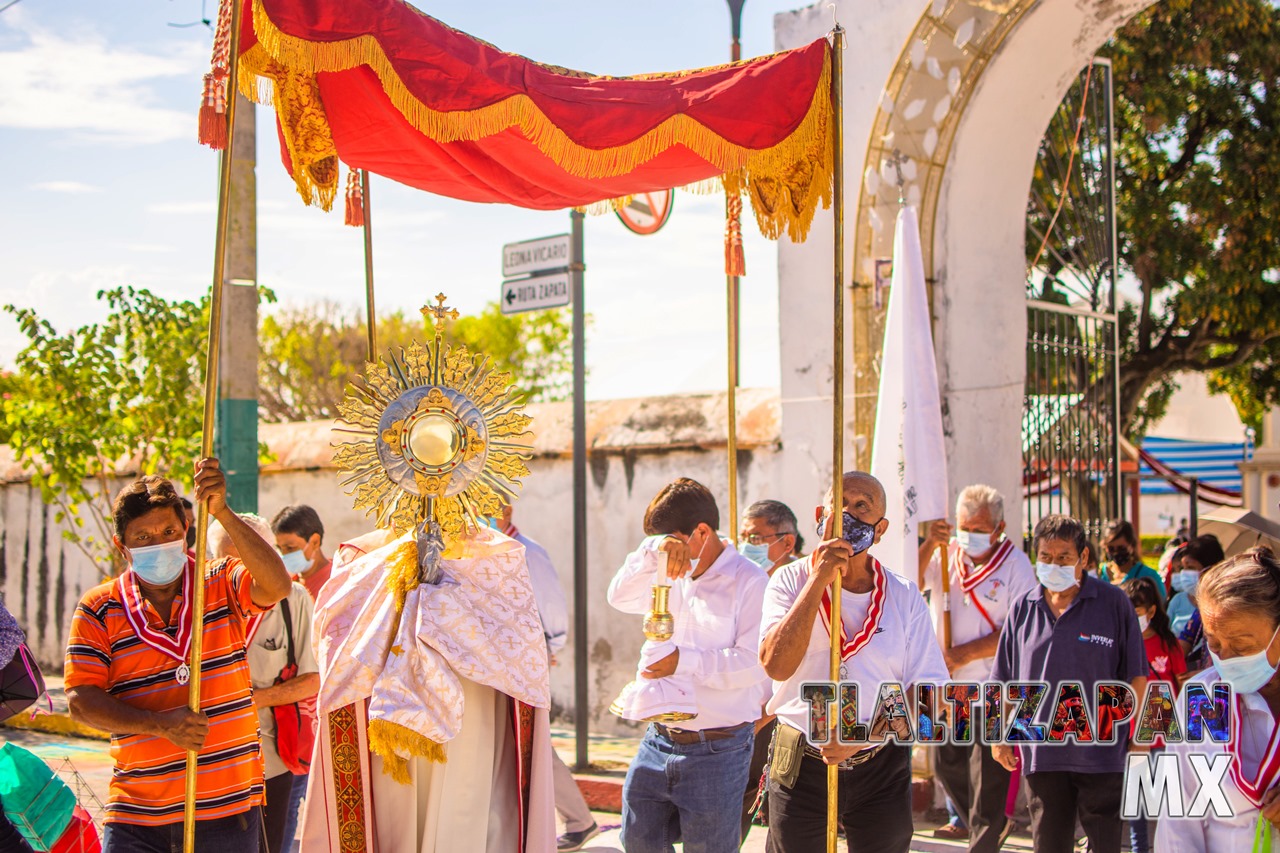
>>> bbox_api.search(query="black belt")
[802,740,886,769]
[654,722,750,744]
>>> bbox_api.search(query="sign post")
[500,223,587,768]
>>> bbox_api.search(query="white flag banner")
[870,206,949,579]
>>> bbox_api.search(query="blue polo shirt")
[992,572,1147,774]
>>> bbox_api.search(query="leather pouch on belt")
[768,723,803,790]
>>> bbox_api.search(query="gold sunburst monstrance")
[333,293,535,542]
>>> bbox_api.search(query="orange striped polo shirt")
[65,557,267,826]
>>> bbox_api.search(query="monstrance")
[332,293,535,582]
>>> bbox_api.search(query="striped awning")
[1139,436,1250,499]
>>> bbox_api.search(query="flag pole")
[827,22,845,853]
[186,0,242,848]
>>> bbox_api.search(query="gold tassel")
[368,719,447,785]
[344,169,365,227]
[725,193,747,277]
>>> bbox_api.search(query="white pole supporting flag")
[870,206,949,579]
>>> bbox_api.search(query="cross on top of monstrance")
[422,292,460,327]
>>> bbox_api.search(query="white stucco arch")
[773,0,1158,536]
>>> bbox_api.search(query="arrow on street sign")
[501,271,571,315]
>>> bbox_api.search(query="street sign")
[617,190,674,235]
[502,233,571,278]
[501,271,571,314]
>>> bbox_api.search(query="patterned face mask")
[817,511,879,556]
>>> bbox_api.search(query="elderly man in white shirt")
[760,471,948,853]
[607,478,769,853]
[917,484,1038,850]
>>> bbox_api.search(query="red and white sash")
[951,538,1015,595]
[949,539,1014,632]
[116,559,195,664]
[818,557,887,661]
[504,523,520,539]
[246,612,266,645]
[1229,696,1280,808]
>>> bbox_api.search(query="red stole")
[818,557,887,662]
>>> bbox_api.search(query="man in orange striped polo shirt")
[65,458,291,851]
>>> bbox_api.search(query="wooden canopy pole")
[725,0,745,544]
[361,169,377,361]
[939,541,953,649]
[185,1,243,849]
[827,22,846,853]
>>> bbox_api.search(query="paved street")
[1,723,1036,852]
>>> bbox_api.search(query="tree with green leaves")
[257,300,576,423]
[2,287,208,573]
[1106,0,1280,436]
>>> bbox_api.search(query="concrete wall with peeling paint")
[0,390,792,735]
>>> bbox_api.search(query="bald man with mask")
[759,472,947,853]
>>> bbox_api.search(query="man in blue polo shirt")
[992,514,1147,853]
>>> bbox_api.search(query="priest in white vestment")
[299,527,556,853]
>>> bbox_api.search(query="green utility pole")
[216,93,260,512]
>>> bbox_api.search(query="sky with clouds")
[0,0,815,401]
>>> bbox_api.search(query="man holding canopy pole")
[65,460,290,851]
[759,471,948,852]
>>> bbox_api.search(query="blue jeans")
[282,773,308,851]
[621,723,753,853]
[102,808,262,853]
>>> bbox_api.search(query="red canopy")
[234,0,833,240]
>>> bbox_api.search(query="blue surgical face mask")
[129,540,188,586]
[280,548,310,575]
[1035,561,1079,592]
[1211,624,1280,695]
[816,511,879,556]
[486,517,501,531]
[1172,569,1200,595]
[740,541,772,570]
[957,530,993,559]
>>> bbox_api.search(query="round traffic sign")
[616,190,675,235]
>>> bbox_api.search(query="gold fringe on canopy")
[237,0,832,241]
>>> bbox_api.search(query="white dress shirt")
[1155,667,1274,852]
[761,556,949,735]
[607,535,770,730]
[508,525,569,655]
[921,540,1038,681]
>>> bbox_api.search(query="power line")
[0,0,25,14]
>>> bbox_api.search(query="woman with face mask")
[1155,547,1280,851]
[1174,535,1225,675]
